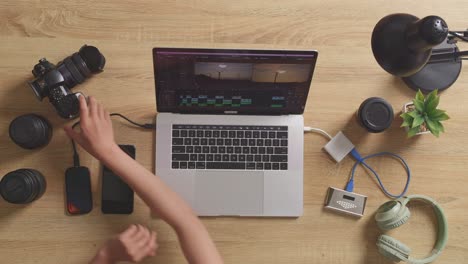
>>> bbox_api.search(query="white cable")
[303,126,333,140]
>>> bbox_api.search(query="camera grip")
[48,87,81,119]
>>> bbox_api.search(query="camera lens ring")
[32,115,52,148]
[23,169,46,202]
[58,65,78,88]
[63,57,85,84]
[21,169,38,203]
[71,53,91,77]
[28,115,47,148]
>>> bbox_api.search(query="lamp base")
[402,41,462,93]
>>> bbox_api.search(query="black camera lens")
[0,169,46,204]
[57,46,105,86]
[9,114,52,149]
[357,97,394,133]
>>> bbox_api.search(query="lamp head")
[371,14,448,77]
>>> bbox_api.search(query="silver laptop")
[153,48,318,217]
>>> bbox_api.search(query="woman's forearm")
[99,144,223,264]
[100,144,194,226]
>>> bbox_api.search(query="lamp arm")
[448,30,468,42]
[428,47,468,64]
[426,29,468,63]
[420,28,468,63]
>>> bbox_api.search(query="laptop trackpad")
[194,171,264,216]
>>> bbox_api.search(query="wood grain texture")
[1,0,467,263]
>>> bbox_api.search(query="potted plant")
[400,89,449,137]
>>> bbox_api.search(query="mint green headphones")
[375,195,448,264]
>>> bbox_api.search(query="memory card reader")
[324,187,367,217]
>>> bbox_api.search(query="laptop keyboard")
[171,125,288,170]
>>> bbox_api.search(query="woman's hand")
[90,225,158,264]
[64,95,118,160]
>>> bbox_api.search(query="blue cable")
[345,148,411,199]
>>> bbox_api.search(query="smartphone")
[101,144,135,214]
[65,166,93,215]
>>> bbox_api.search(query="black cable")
[71,121,81,167]
[110,113,155,129]
[70,113,155,167]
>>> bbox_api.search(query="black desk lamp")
[372,14,468,92]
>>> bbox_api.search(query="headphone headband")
[404,195,448,264]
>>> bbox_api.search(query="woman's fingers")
[132,225,150,242]
[64,126,80,141]
[120,224,138,240]
[89,96,98,117]
[78,95,89,121]
[104,110,111,122]
[146,231,158,256]
[97,102,105,120]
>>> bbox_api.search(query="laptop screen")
[153,48,318,115]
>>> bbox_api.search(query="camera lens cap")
[358,97,394,133]
[9,114,52,149]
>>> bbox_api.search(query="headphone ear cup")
[388,211,410,229]
[377,235,411,262]
[377,205,411,230]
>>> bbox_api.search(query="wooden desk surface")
[1,1,467,263]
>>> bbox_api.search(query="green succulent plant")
[400,89,449,138]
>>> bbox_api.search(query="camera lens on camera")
[9,114,52,149]
[0,169,47,204]
[55,45,105,90]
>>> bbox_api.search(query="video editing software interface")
[153,48,317,115]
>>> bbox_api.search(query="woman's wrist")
[90,246,113,264]
[96,142,121,163]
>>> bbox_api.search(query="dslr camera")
[28,45,105,119]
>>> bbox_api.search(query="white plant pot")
[402,102,431,135]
